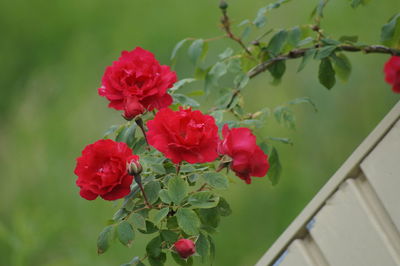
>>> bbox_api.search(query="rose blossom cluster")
[74,47,270,259]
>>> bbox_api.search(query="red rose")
[384,56,400,93]
[174,239,196,259]
[218,124,269,184]
[74,139,138,201]
[146,107,219,164]
[98,47,177,120]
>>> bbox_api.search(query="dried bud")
[174,239,196,259]
[127,156,142,175]
[311,25,320,31]
[219,0,228,10]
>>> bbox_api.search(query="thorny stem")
[224,44,400,109]
[176,162,181,175]
[134,174,152,208]
[248,44,400,78]
[220,2,252,56]
[135,117,150,149]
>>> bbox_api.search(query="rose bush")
[74,1,400,265]
[146,107,219,164]
[218,125,269,184]
[384,56,400,93]
[74,139,138,201]
[98,47,177,120]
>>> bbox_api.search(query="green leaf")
[331,53,352,81]
[117,221,134,246]
[188,39,205,65]
[158,189,171,204]
[321,38,340,46]
[176,208,200,235]
[146,236,162,258]
[148,252,166,266]
[202,172,229,190]
[103,125,119,139]
[172,252,194,266]
[204,62,228,94]
[168,176,188,205]
[197,208,220,228]
[120,256,142,266]
[188,191,220,209]
[288,97,318,112]
[233,72,250,89]
[216,197,232,216]
[160,230,179,244]
[172,94,200,107]
[219,47,234,60]
[171,39,188,61]
[267,30,288,55]
[274,106,295,129]
[208,235,216,263]
[349,0,367,8]
[381,13,400,47]
[113,208,129,222]
[138,221,158,234]
[196,233,210,263]
[241,26,252,40]
[297,37,314,47]
[130,213,146,230]
[253,7,268,28]
[318,58,336,89]
[315,45,337,60]
[170,78,196,92]
[267,147,282,185]
[268,137,293,145]
[179,164,196,173]
[297,48,316,72]
[210,110,224,126]
[167,216,179,229]
[97,225,114,254]
[268,60,286,84]
[288,26,302,47]
[152,208,170,225]
[194,66,210,80]
[339,35,358,43]
[188,173,201,183]
[116,123,136,148]
[227,58,242,73]
[144,181,161,204]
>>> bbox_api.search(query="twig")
[220,2,252,55]
[248,44,400,78]
[223,44,400,110]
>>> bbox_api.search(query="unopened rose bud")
[127,156,142,175]
[219,0,228,10]
[174,239,196,259]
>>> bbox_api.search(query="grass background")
[0,0,399,265]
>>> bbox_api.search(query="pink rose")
[98,47,177,120]
[218,124,269,184]
[147,107,219,164]
[384,56,400,93]
[74,139,138,200]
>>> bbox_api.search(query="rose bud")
[127,156,142,176]
[174,239,196,259]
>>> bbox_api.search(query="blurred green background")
[0,0,399,265]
